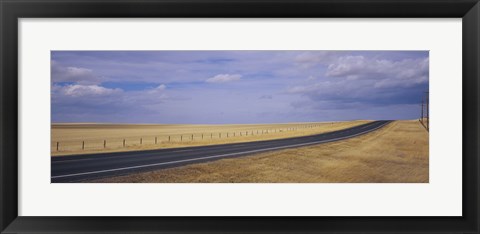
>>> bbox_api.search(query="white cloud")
[325,56,429,88]
[51,61,105,84]
[294,51,338,68]
[145,84,167,94]
[294,52,429,89]
[144,84,168,101]
[56,84,122,98]
[206,74,242,83]
[155,84,166,91]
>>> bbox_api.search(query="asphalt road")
[51,120,392,183]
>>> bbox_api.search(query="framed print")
[1,0,479,233]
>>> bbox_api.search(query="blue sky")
[51,51,429,124]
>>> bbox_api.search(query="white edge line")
[51,121,390,179]
[52,142,258,164]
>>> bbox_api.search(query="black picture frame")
[1,0,479,233]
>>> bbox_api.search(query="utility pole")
[421,96,424,123]
[425,91,429,131]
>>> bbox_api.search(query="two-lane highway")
[51,120,392,182]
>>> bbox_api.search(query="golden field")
[91,120,429,183]
[51,120,371,156]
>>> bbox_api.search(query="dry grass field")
[91,120,429,183]
[51,120,370,156]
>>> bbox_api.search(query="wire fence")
[51,123,328,153]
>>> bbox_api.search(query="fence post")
[56,142,59,151]
[181,135,183,141]
[82,141,85,150]
[234,132,236,137]
[155,137,157,144]
[123,139,126,147]
[211,133,213,139]
[104,140,106,148]
[202,134,204,139]
[169,136,170,142]
[140,138,142,145]
[192,134,194,141]
[227,133,229,137]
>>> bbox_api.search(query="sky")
[51,51,429,124]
